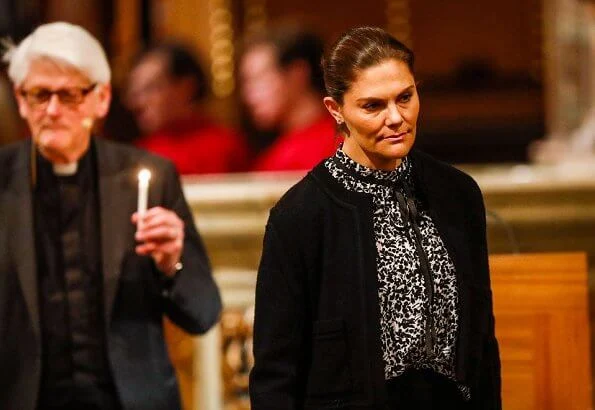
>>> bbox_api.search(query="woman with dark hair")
[249,26,501,409]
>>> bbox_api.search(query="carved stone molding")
[208,0,236,97]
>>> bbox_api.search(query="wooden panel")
[491,252,592,410]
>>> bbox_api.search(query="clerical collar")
[53,162,78,176]
[34,144,93,189]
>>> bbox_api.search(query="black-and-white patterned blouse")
[325,149,469,398]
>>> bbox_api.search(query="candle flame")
[138,169,151,183]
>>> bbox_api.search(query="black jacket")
[0,138,222,410]
[249,150,501,409]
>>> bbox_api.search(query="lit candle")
[137,169,151,217]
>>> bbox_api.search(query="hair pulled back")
[322,26,414,104]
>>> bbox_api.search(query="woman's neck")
[341,142,401,171]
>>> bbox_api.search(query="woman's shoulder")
[269,168,327,223]
[411,149,470,178]
[411,149,482,197]
[268,158,362,234]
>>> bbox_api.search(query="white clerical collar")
[53,162,78,176]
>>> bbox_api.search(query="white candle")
[137,169,151,217]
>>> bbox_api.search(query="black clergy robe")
[0,138,222,410]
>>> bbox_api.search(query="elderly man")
[0,22,221,410]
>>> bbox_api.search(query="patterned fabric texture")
[324,149,470,399]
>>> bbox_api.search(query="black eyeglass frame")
[19,83,98,108]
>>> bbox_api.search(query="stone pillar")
[584,1,595,112]
[542,0,593,134]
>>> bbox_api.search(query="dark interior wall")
[412,0,540,77]
[410,0,543,163]
[267,0,541,80]
[266,1,386,42]
[264,0,544,163]
[0,0,43,144]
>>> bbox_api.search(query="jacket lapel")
[95,139,136,326]
[9,140,40,339]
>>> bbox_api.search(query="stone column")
[542,0,593,134]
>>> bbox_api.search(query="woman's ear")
[323,96,344,125]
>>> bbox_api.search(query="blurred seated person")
[240,25,338,172]
[126,43,248,174]
[529,107,595,163]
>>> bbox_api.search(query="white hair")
[2,21,111,86]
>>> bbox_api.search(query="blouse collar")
[334,149,412,186]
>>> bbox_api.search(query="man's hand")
[132,206,184,277]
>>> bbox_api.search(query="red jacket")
[252,115,339,172]
[136,117,249,175]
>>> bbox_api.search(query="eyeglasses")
[20,84,97,108]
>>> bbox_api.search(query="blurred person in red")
[126,43,249,174]
[240,25,338,172]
